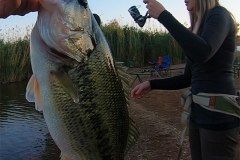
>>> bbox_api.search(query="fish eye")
[78,0,88,7]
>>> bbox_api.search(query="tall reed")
[101,20,185,67]
[0,22,185,83]
[0,25,32,83]
[0,39,32,83]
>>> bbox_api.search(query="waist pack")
[192,92,240,118]
[176,90,240,160]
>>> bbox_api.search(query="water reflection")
[0,82,60,160]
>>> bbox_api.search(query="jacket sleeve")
[149,61,191,90]
[157,7,232,63]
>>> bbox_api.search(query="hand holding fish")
[131,81,151,99]
[0,0,39,18]
[143,0,165,19]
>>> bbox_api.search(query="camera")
[128,6,150,27]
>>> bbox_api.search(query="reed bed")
[0,25,32,83]
[101,20,184,67]
[0,22,185,83]
[0,39,32,83]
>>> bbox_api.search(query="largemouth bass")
[25,0,139,159]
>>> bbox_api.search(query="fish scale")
[26,0,139,159]
[47,63,129,159]
[47,76,101,159]
[70,54,129,159]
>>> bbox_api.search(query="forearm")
[157,11,212,63]
[149,74,191,90]
[0,0,39,18]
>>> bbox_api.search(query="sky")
[0,0,240,39]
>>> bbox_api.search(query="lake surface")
[0,82,60,160]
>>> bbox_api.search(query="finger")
[135,88,143,95]
[131,87,139,97]
[12,0,39,16]
[143,0,149,4]
[27,0,40,11]
[12,0,28,16]
[146,4,149,9]
[0,0,21,18]
[131,91,135,98]
[131,88,138,98]
[131,85,142,98]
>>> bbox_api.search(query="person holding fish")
[0,0,102,26]
[131,0,240,159]
[0,0,39,18]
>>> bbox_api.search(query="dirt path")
[125,64,240,160]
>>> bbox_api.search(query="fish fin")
[115,62,139,155]
[60,153,70,160]
[26,74,44,111]
[26,75,36,102]
[115,61,131,107]
[124,117,140,156]
[50,69,79,103]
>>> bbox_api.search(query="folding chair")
[149,56,162,67]
[149,55,171,77]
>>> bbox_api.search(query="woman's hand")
[131,81,151,99]
[0,0,40,18]
[143,0,165,19]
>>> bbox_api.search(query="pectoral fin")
[50,69,79,103]
[26,75,35,102]
[26,74,44,111]
[60,153,70,160]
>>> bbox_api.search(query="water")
[0,82,60,160]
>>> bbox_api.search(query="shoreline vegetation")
[0,20,239,83]
[0,39,31,83]
[0,21,185,83]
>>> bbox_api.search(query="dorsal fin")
[115,61,131,106]
[114,61,139,155]
[124,118,140,155]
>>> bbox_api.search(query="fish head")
[38,0,96,63]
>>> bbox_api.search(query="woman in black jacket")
[131,0,239,159]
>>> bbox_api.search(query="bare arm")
[0,0,40,18]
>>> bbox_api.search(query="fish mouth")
[49,48,78,67]
[50,48,69,59]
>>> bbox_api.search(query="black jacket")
[149,6,239,130]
